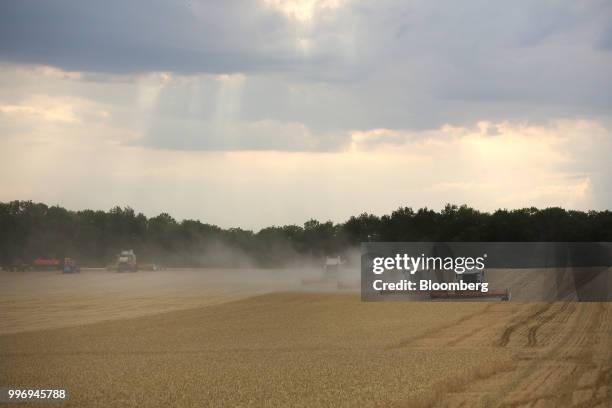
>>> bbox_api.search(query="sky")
[0,0,611,229]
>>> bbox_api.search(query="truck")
[32,258,61,271]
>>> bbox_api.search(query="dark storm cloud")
[0,0,305,74]
[2,1,608,78]
[1,0,611,148]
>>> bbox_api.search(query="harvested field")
[0,269,610,407]
[0,268,304,334]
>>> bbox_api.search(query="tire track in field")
[436,302,584,407]
[405,303,608,407]
[562,303,610,408]
[391,304,498,349]
[508,304,597,404]
[498,303,554,347]
[526,302,574,347]
[488,303,608,407]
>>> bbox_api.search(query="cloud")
[1,0,611,133]
[0,94,111,124]
[263,0,348,23]
[143,117,343,151]
[1,100,610,228]
[1,1,611,222]
[0,0,313,74]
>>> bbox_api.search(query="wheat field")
[0,269,610,407]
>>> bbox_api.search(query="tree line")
[1,200,611,268]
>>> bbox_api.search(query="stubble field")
[0,269,610,407]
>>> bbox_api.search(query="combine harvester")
[116,249,138,272]
[302,256,345,285]
[62,257,80,273]
[301,256,360,290]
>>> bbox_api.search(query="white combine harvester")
[324,256,344,274]
[116,249,138,273]
[302,256,346,285]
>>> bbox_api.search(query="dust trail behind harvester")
[0,243,363,335]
